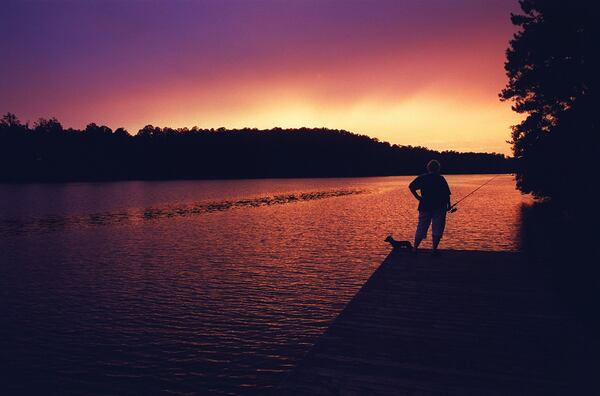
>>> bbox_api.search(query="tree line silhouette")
[0,113,512,182]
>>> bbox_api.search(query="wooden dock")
[278,249,588,395]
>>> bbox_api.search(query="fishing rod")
[448,174,500,213]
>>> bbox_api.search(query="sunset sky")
[0,0,522,154]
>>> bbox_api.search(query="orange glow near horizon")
[130,94,520,154]
[1,1,522,155]
[91,51,522,154]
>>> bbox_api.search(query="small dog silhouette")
[384,236,413,251]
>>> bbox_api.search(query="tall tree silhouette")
[501,0,599,203]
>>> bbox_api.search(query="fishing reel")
[448,205,457,213]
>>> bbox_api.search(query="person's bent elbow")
[409,187,421,201]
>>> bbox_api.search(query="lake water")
[0,175,531,395]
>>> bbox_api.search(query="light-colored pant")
[415,209,446,240]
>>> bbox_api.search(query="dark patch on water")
[0,189,369,236]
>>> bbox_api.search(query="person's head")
[426,159,441,174]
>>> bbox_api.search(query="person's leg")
[414,211,431,251]
[431,209,447,253]
[414,235,423,250]
[432,235,441,251]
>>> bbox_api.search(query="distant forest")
[0,113,513,182]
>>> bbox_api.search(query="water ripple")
[0,188,369,236]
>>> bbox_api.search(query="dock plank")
[278,249,581,395]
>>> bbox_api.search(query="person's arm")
[410,186,421,201]
[408,178,421,201]
[444,178,452,210]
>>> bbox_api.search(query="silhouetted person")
[409,160,451,255]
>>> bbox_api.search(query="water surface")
[0,175,530,395]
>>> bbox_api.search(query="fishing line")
[448,174,500,213]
